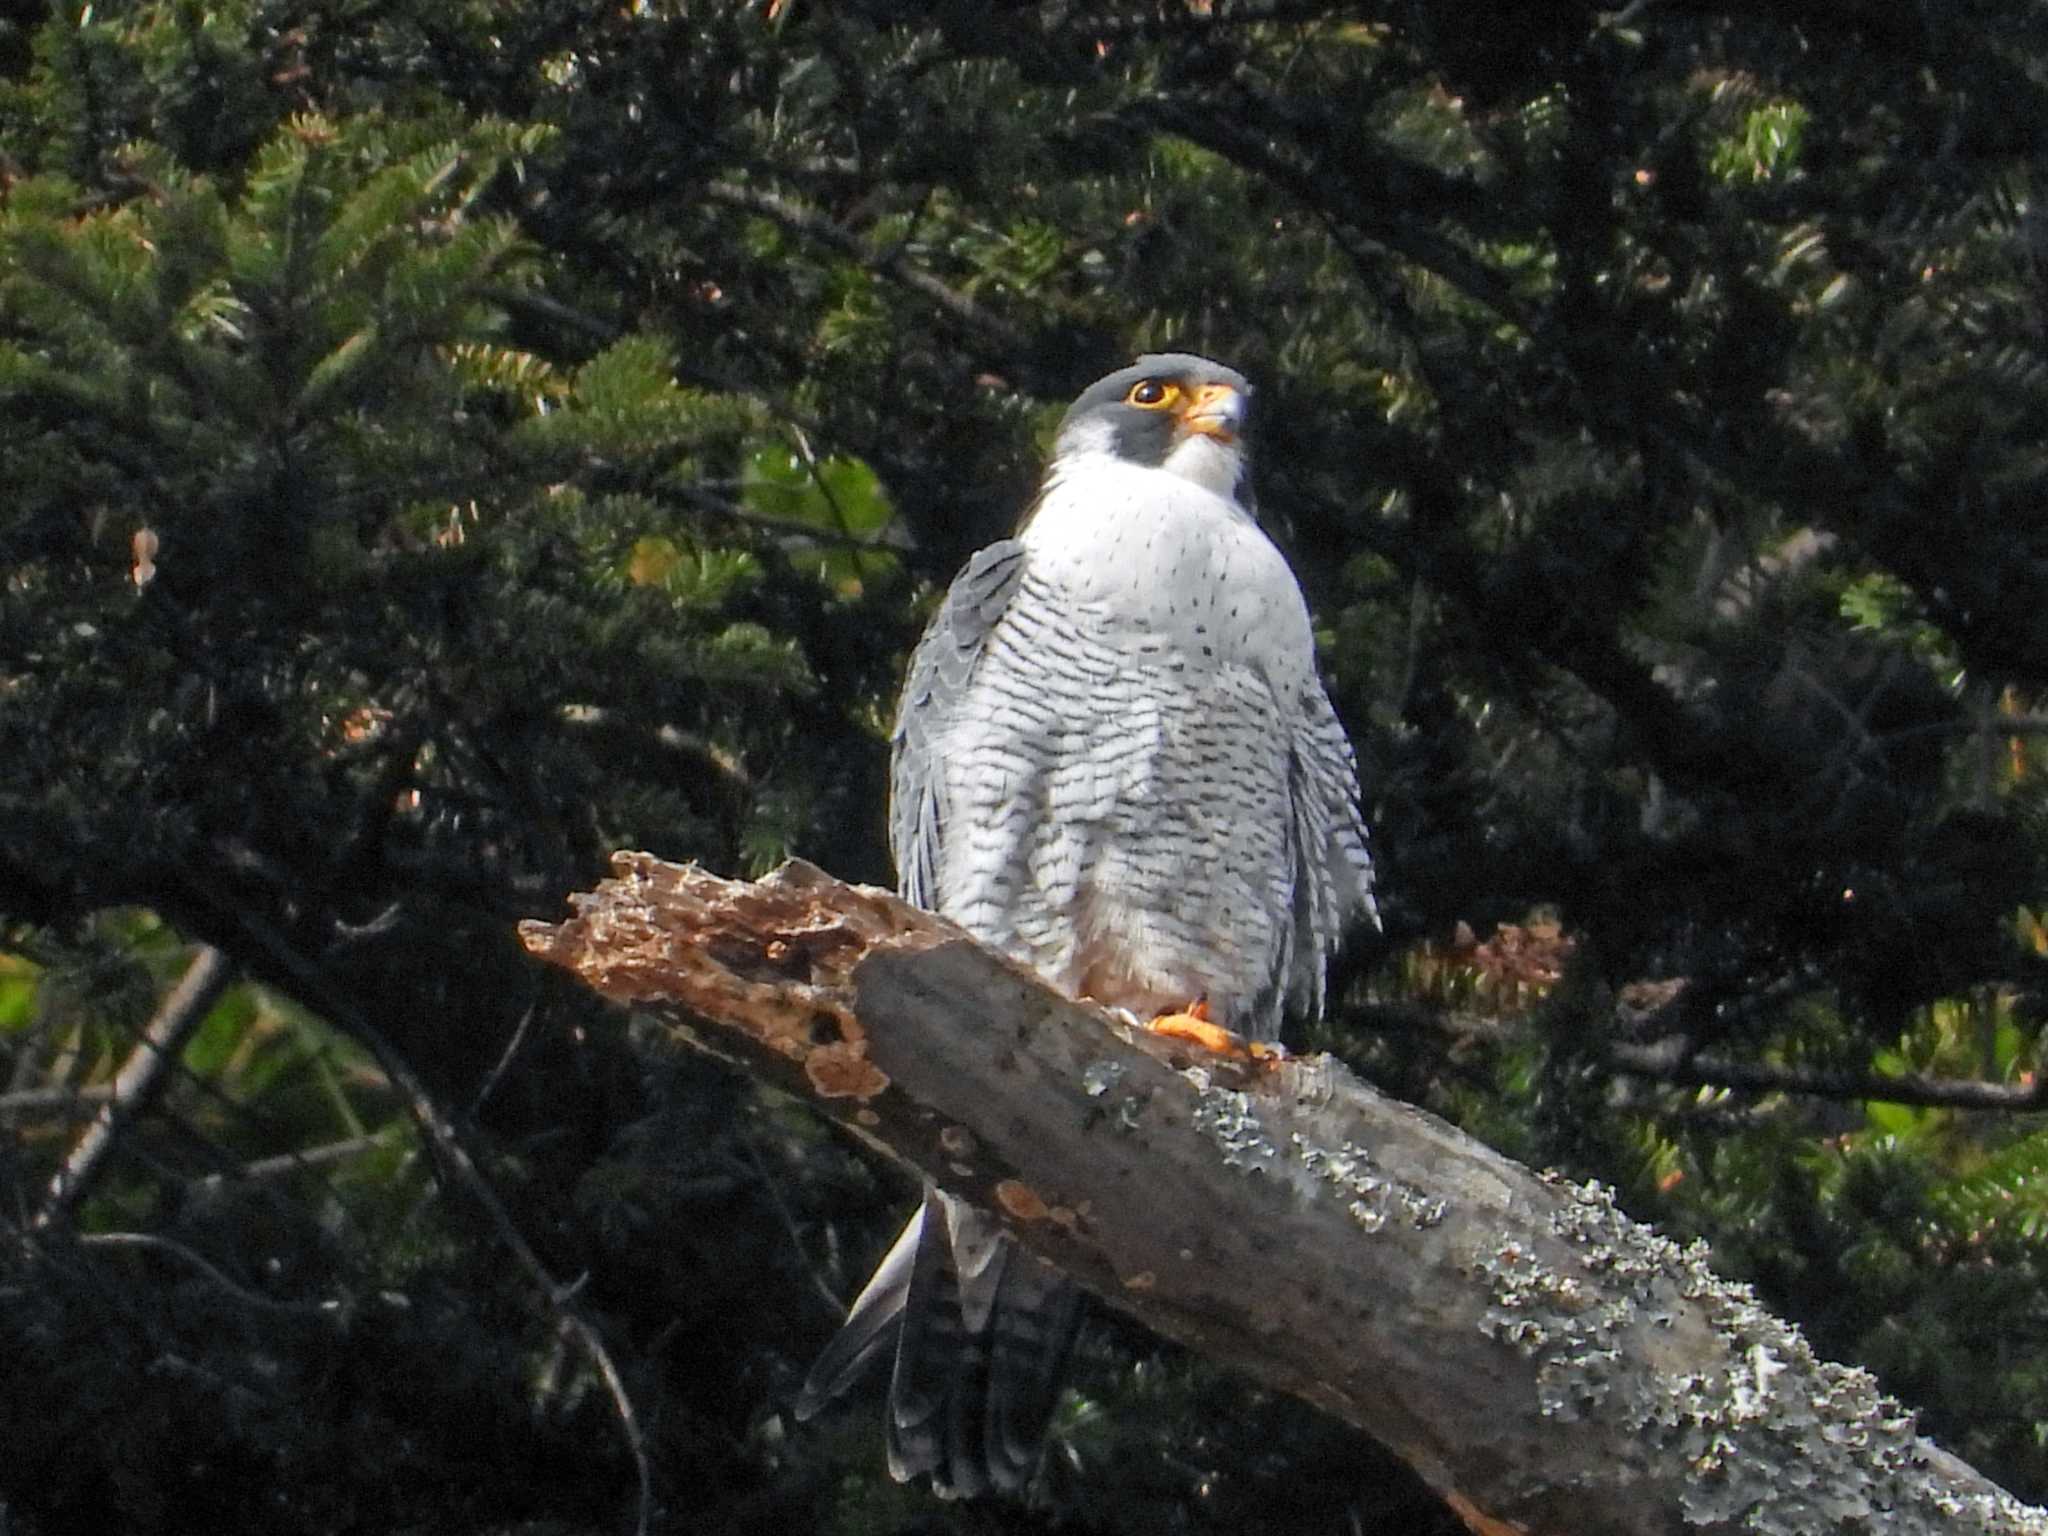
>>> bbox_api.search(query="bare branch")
[729,1133,847,1321]
[225,1134,392,1182]
[1121,97,1532,332]
[1072,0,1365,37]
[0,1083,115,1116]
[471,999,539,1117]
[1607,1038,2048,1112]
[1375,986,2045,1111]
[172,893,656,1536]
[660,481,913,553]
[324,996,656,1536]
[522,854,2048,1536]
[72,1230,341,1318]
[36,944,236,1228]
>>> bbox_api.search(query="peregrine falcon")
[795,354,1378,1497]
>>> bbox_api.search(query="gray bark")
[521,853,2048,1536]
[36,943,234,1227]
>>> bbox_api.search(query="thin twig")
[1119,97,1531,332]
[74,1230,342,1318]
[346,1015,659,1533]
[0,1083,115,1116]
[730,1133,846,1320]
[665,482,913,553]
[218,1134,392,1183]
[177,896,656,1536]
[36,945,236,1228]
[472,999,539,1117]
[1372,988,2043,1111]
[1608,1039,2048,1111]
[787,423,881,587]
[1071,0,1360,37]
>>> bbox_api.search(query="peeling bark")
[521,854,2048,1536]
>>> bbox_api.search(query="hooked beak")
[1177,381,1246,444]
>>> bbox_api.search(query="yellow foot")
[1145,1000,1285,1063]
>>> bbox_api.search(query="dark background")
[5,2,2048,1531]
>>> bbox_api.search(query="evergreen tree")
[6,2,2048,1531]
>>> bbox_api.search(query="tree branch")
[521,854,2047,1536]
[71,1230,343,1318]
[36,943,235,1228]
[1373,990,2046,1112]
[1606,1039,2048,1112]
[170,890,657,1536]
[1121,97,1532,332]
[0,1083,115,1116]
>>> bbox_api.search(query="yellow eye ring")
[1126,379,1178,409]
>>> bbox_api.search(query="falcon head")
[1050,353,1253,503]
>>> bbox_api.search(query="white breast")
[1018,448,1314,691]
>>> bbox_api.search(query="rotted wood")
[521,853,2046,1536]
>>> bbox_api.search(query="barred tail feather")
[794,1203,924,1421]
[794,1187,1078,1499]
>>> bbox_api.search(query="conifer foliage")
[5,2,2048,1533]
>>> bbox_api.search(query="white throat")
[1158,431,1245,499]
[1051,415,1247,502]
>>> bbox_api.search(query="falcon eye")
[1126,378,1178,409]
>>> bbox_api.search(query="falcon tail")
[796,1186,1084,1499]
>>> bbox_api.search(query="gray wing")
[803,539,1080,1497]
[890,540,1029,910]
[1283,679,1378,1019]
